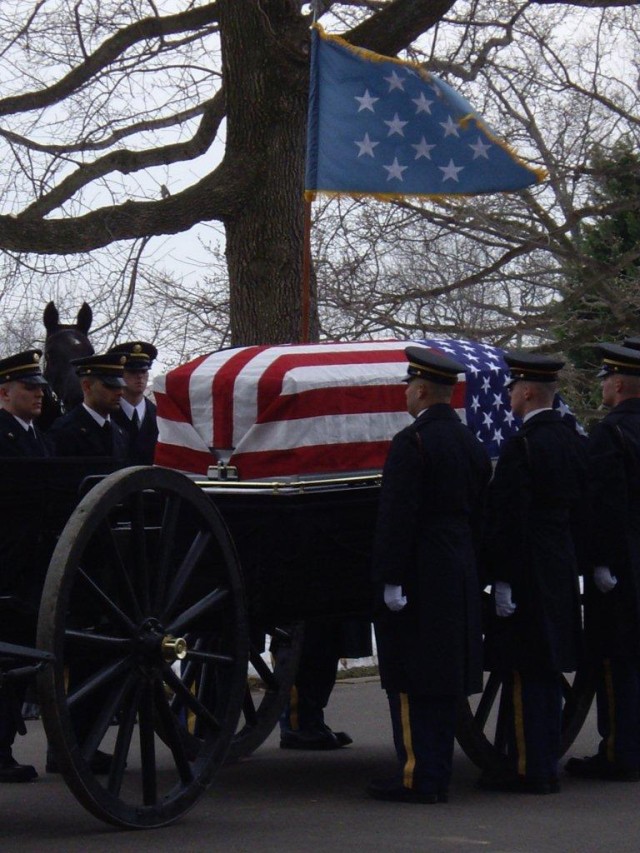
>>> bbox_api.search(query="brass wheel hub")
[161,635,188,662]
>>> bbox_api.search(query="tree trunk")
[219,0,316,346]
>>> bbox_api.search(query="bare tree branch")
[0,2,220,117]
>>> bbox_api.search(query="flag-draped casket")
[153,338,531,477]
[152,338,579,621]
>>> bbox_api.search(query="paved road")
[1,677,638,853]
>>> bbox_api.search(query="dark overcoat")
[372,404,492,697]
[48,405,129,464]
[0,410,52,641]
[112,398,158,465]
[585,397,640,658]
[484,410,588,674]
[0,408,51,457]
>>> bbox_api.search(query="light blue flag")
[305,26,544,200]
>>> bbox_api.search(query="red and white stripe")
[153,341,466,477]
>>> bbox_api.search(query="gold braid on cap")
[408,361,460,380]
[0,362,42,377]
[84,361,125,373]
[509,364,559,376]
[602,357,638,370]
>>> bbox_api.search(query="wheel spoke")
[474,671,502,729]
[153,680,195,785]
[95,519,142,622]
[169,657,197,712]
[185,648,235,666]
[64,630,131,652]
[80,669,139,764]
[162,530,213,622]
[153,493,183,612]
[108,681,141,797]
[250,647,279,691]
[493,688,511,753]
[162,663,222,732]
[167,652,220,737]
[166,587,230,636]
[66,657,133,710]
[139,682,158,806]
[76,568,137,634]
[241,686,259,727]
[129,492,151,613]
[561,673,574,701]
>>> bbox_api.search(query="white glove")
[384,584,407,612]
[495,581,516,618]
[593,566,618,594]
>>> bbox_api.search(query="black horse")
[38,302,94,429]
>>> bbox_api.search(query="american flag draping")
[152,338,578,477]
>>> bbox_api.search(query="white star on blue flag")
[418,337,581,458]
[306,26,544,200]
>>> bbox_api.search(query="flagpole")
[300,196,312,343]
[300,3,318,344]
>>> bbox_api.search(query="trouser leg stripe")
[400,693,416,789]
[603,659,616,763]
[512,671,527,776]
[289,685,299,731]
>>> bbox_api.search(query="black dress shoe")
[565,755,640,782]
[333,730,353,747]
[280,727,352,751]
[46,749,113,775]
[0,757,38,783]
[478,771,560,795]
[366,778,440,804]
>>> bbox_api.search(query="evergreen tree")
[557,137,640,421]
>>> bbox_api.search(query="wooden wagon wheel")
[455,591,597,773]
[227,621,304,760]
[36,467,248,829]
[170,621,304,763]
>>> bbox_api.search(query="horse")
[38,301,94,429]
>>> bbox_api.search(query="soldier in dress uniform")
[107,341,159,465]
[0,350,50,783]
[566,343,640,781]
[368,346,492,804]
[481,351,588,795]
[48,352,129,463]
[0,350,50,458]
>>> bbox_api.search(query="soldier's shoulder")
[0,411,21,449]
[49,406,88,433]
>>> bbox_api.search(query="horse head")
[42,301,95,413]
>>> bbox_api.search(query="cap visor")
[101,377,126,388]
[21,375,49,386]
